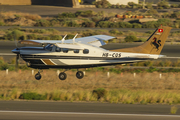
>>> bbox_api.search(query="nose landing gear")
[35,70,42,80]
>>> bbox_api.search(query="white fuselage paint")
[20,43,159,67]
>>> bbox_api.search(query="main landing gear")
[58,70,84,80]
[34,69,84,81]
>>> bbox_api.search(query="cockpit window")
[56,47,61,52]
[63,48,69,53]
[83,49,89,54]
[45,44,54,51]
[74,49,79,53]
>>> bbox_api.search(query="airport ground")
[0,5,178,18]
[0,101,180,120]
[1,5,180,120]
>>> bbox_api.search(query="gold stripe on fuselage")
[41,59,56,65]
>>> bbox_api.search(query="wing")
[19,35,115,47]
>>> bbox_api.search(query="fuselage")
[12,43,159,69]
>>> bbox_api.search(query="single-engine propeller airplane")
[12,26,171,80]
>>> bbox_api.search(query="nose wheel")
[35,73,41,80]
[76,71,84,79]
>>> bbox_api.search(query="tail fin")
[111,26,172,55]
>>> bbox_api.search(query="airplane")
[12,26,171,80]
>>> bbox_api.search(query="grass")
[1,69,180,104]
[171,106,178,114]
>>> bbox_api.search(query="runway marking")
[0,110,179,117]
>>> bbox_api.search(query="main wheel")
[59,72,67,80]
[35,73,41,80]
[76,71,84,79]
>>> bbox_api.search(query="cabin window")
[56,47,61,52]
[45,44,54,51]
[74,49,79,53]
[83,49,89,54]
[63,48,69,53]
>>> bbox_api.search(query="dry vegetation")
[1,69,180,104]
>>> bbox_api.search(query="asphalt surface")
[0,5,178,18]
[0,5,128,17]
[0,101,179,120]
[1,26,180,33]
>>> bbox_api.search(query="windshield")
[45,44,54,51]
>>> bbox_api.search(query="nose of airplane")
[12,48,20,54]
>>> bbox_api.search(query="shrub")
[19,92,46,100]
[97,21,111,28]
[66,21,80,27]
[0,57,4,64]
[0,21,4,26]
[146,9,158,14]
[33,29,46,34]
[19,65,29,70]
[124,35,137,42]
[146,2,153,9]
[171,4,178,8]
[77,10,96,17]
[58,12,76,18]
[66,34,75,39]
[138,38,147,42]
[132,23,142,28]
[97,11,105,17]
[93,0,111,8]
[118,22,133,28]
[0,63,9,70]
[109,22,120,28]
[35,19,51,27]
[81,29,97,37]
[82,21,96,28]
[157,19,172,27]
[142,21,157,28]
[170,11,180,18]
[157,0,170,9]
[4,30,25,41]
[27,34,37,40]
[49,34,62,40]
[93,88,107,99]
[120,5,126,8]
[91,17,102,22]
[109,29,119,34]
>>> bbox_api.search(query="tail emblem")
[151,37,161,51]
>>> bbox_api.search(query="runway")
[0,26,180,33]
[0,101,179,120]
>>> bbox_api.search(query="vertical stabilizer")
[111,26,172,55]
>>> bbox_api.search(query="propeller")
[13,35,20,71]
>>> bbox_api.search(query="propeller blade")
[15,54,19,71]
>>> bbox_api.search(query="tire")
[59,72,67,80]
[35,73,41,80]
[76,71,84,79]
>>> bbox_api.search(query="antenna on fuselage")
[73,34,78,43]
[62,34,67,43]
